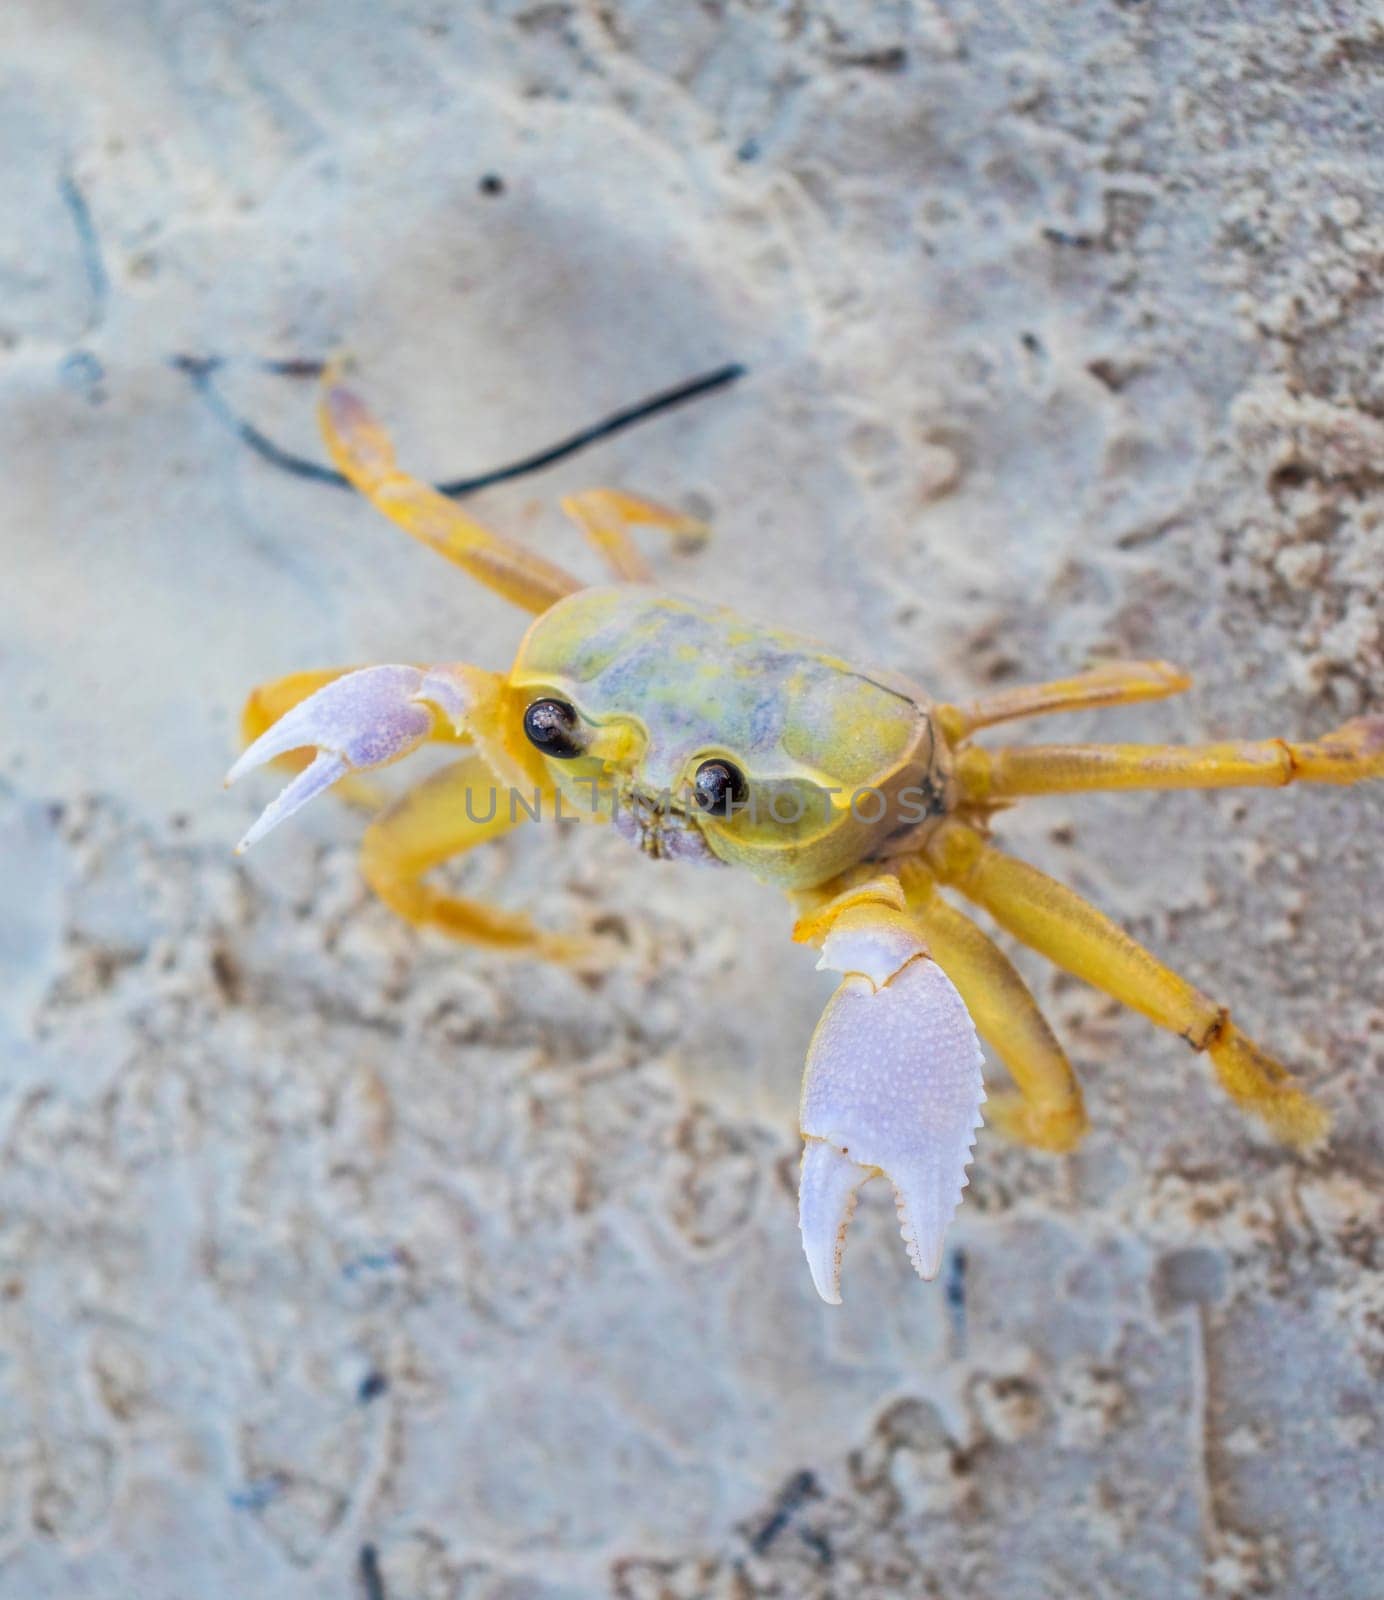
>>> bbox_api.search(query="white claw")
[799,930,985,1304]
[234,750,350,853]
[226,664,436,851]
[798,1139,872,1305]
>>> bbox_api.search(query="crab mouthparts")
[611,790,721,864]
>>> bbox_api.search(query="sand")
[1,2,1380,1596]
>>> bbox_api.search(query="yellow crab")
[227,376,1384,1303]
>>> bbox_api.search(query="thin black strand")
[172,355,746,498]
[358,1543,386,1600]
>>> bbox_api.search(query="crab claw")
[225,664,454,852]
[797,892,985,1304]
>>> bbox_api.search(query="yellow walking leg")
[956,716,1384,802]
[922,821,1330,1150]
[936,660,1191,743]
[898,860,1088,1151]
[360,755,583,959]
[318,375,583,614]
[560,489,708,583]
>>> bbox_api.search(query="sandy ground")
[2,3,1382,1596]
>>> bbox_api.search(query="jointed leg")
[318,377,583,614]
[560,489,708,583]
[956,715,1384,802]
[923,821,1330,1149]
[361,756,581,958]
[898,860,1087,1152]
[936,659,1191,743]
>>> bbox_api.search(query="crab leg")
[955,715,1384,801]
[319,378,582,614]
[899,860,1088,1152]
[359,755,584,958]
[560,489,708,582]
[923,820,1331,1149]
[935,659,1191,742]
[793,878,986,1304]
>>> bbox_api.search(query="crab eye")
[692,758,748,817]
[523,697,584,759]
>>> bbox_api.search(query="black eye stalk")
[523,698,585,759]
[692,758,748,817]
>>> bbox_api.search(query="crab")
[226,373,1384,1304]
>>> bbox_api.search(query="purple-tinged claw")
[233,751,351,853]
[798,898,985,1304]
[226,664,436,851]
